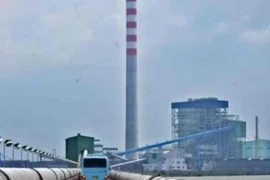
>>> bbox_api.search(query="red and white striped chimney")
[125,0,138,160]
[126,0,137,56]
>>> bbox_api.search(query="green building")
[65,133,94,166]
[242,139,270,159]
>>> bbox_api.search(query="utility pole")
[53,148,56,155]
[255,116,259,158]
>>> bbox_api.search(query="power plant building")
[65,133,94,165]
[171,97,246,164]
[141,98,269,171]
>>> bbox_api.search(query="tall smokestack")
[125,0,138,160]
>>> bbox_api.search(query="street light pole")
[13,143,21,167]
[21,148,23,161]
[4,139,13,167]
[3,143,5,167]
[28,147,34,167]
[0,136,2,162]
[34,149,39,167]
[22,145,29,167]
[12,146,14,167]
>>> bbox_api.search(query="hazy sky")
[0,0,270,158]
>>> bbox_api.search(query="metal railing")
[0,168,81,180]
[109,170,177,180]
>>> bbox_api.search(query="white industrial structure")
[162,157,187,171]
[143,149,188,171]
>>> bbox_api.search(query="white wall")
[162,157,187,171]
[143,163,160,171]
[144,157,187,171]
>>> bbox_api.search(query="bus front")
[82,155,109,180]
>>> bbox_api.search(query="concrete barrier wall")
[109,171,177,180]
[0,168,81,180]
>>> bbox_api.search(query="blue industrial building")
[171,98,229,109]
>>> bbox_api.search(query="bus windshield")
[83,158,107,168]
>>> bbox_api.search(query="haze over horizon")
[0,0,269,157]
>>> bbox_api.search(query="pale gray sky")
[0,0,270,157]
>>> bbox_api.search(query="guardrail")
[109,171,176,180]
[0,168,81,180]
